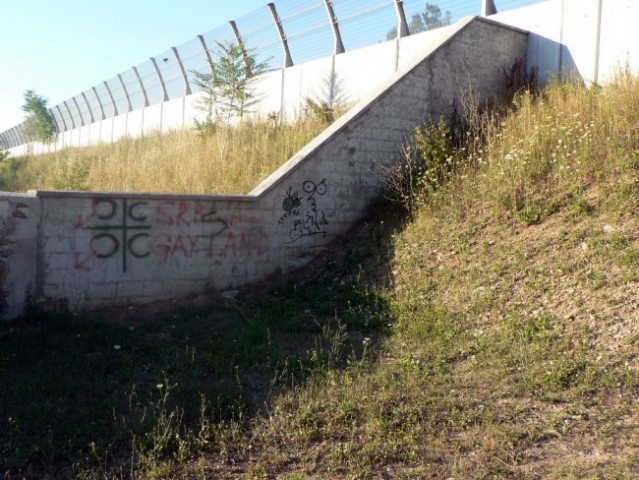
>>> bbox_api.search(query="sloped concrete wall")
[2,17,528,319]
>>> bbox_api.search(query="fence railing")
[0,0,540,151]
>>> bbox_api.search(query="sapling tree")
[192,41,269,137]
[305,69,348,125]
[22,90,58,144]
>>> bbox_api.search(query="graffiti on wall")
[73,199,251,272]
[74,199,152,272]
[278,179,328,243]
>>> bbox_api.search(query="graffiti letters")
[278,179,328,243]
[74,199,230,271]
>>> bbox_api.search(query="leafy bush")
[384,119,457,215]
[305,69,348,125]
[22,90,58,144]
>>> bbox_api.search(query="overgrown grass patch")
[4,75,639,478]
[0,116,328,194]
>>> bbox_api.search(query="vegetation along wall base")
[0,17,528,320]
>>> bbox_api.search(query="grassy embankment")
[2,74,639,478]
[0,117,328,194]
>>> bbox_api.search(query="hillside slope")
[2,75,639,479]
[204,74,639,478]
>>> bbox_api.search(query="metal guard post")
[267,3,294,67]
[323,0,345,55]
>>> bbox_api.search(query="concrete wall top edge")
[35,189,258,203]
[476,15,532,36]
[251,16,499,199]
[0,191,38,199]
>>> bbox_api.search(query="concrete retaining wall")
[1,17,527,319]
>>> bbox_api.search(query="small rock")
[221,290,239,299]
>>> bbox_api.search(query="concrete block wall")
[0,193,40,319]
[1,17,528,319]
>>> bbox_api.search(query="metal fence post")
[172,47,192,96]
[72,97,86,127]
[118,74,134,113]
[267,3,294,67]
[7,128,17,148]
[49,108,62,136]
[394,0,410,38]
[229,20,254,73]
[14,127,22,147]
[172,47,192,127]
[150,57,169,131]
[81,93,94,143]
[8,127,18,148]
[150,58,170,102]
[482,0,497,16]
[133,67,150,108]
[55,105,68,131]
[104,81,119,117]
[133,67,150,136]
[323,0,345,55]
[92,86,107,120]
[63,101,76,129]
[81,92,95,124]
[197,35,215,72]
[593,0,603,85]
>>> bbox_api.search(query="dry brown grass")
[0,116,328,195]
[3,74,639,479]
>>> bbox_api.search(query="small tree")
[386,2,452,40]
[22,90,58,144]
[305,69,348,125]
[192,41,269,135]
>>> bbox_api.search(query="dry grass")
[191,72,639,478]
[3,74,639,479]
[0,116,328,195]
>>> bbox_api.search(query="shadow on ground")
[0,201,408,479]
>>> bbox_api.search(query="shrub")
[384,119,457,216]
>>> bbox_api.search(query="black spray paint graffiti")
[278,179,328,243]
[74,198,229,272]
[75,199,151,272]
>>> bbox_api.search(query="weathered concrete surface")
[0,193,40,318]
[3,17,528,319]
